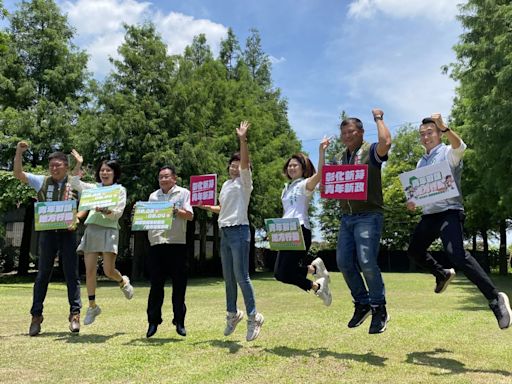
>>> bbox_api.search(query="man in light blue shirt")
[14,141,81,336]
[406,114,511,330]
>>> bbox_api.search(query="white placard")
[399,161,459,207]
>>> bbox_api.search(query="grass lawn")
[1,272,512,384]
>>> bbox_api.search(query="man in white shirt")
[146,165,193,338]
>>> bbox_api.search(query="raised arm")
[306,136,330,191]
[237,121,250,170]
[431,113,462,149]
[13,141,29,184]
[372,109,392,158]
[70,149,83,176]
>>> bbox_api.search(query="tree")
[449,0,512,274]
[243,28,271,89]
[0,0,89,274]
[219,28,241,79]
[381,124,423,251]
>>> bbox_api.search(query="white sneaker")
[315,277,332,306]
[311,258,330,282]
[120,276,134,300]
[224,310,244,336]
[246,313,264,342]
[490,292,512,330]
[84,305,102,325]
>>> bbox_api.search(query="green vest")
[37,176,77,202]
[335,141,384,214]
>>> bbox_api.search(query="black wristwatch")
[440,127,450,132]
[374,115,383,121]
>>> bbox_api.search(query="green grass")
[1,272,512,384]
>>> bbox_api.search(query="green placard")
[34,200,77,231]
[132,201,174,231]
[264,217,306,251]
[78,184,121,211]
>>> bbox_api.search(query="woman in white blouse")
[274,137,332,305]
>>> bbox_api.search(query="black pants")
[408,209,498,301]
[274,226,313,291]
[31,231,81,316]
[147,244,187,325]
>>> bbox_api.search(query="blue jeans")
[336,212,386,306]
[220,225,256,316]
[31,231,82,316]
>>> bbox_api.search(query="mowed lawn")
[1,272,512,384]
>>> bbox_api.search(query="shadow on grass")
[36,331,125,343]
[192,339,243,354]
[263,346,387,367]
[406,348,511,376]
[124,337,185,346]
[447,277,512,313]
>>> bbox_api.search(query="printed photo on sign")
[264,217,305,251]
[321,164,368,201]
[132,201,174,231]
[190,174,217,206]
[34,200,77,231]
[399,161,460,207]
[78,184,122,211]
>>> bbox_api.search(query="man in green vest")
[334,109,392,334]
[14,141,82,336]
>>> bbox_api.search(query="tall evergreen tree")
[450,0,512,274]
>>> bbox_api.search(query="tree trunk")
[18,201,35,275]
[199,217,207,273]
[482,228,489,270]
[499,220,508,275]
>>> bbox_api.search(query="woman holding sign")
[70,150,133,326]
[274,138,332,305]
[199,121,264,342]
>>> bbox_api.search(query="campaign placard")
[190,174,217,206]
[264,218,305,251]
[399,161,459,207]
[321,164,368,200]
[34,200,77,231]
[131,201,174,231]
[78,184,122,211]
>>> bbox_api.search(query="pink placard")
[190,174,217,206]
[321,164,368,200]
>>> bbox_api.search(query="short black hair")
[340,117,364,131]
[158,165,176,177]
[48,152,68,165]
[95,160,121,183]
[421,117,436,125]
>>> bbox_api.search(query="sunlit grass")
[1,272,512,383]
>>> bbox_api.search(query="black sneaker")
[489,292,512,330]
[347,303,371,328]
[368,305,389,334]
[435,268,456,293]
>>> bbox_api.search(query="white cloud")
[269,55,286,65]
[61,0,228,78]
[347,0,463,22]
[154,11,227,57]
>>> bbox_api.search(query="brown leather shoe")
[29,315,43,336]
[69,313,80,333]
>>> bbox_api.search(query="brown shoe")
[69,313,80,333]
[29,315,43,336]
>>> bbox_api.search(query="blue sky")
[3,0,466,238]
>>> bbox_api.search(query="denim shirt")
[417,141,466,215]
